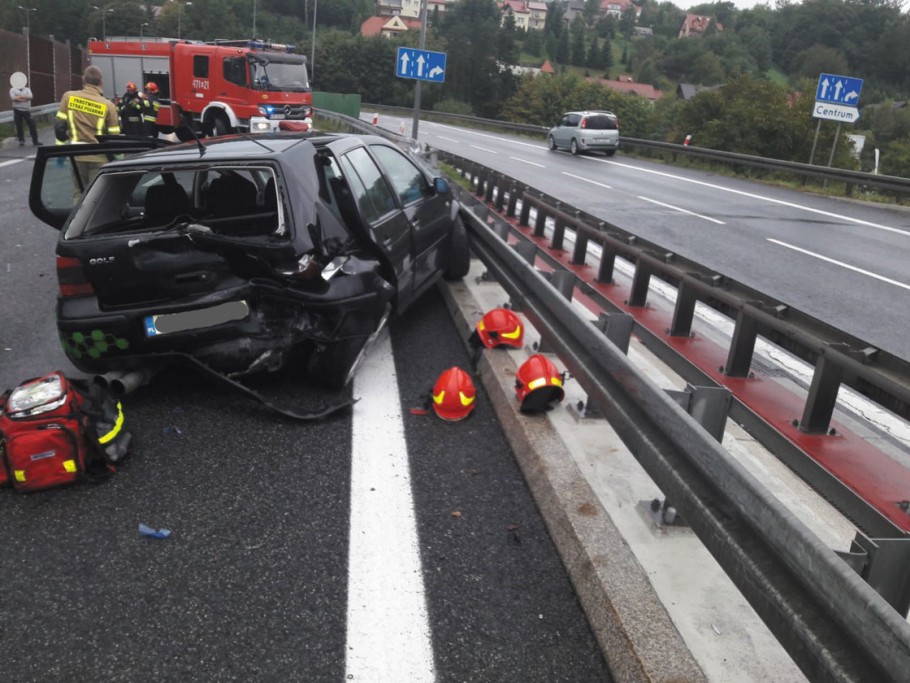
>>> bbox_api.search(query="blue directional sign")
[396,47,446,83]
[815,73,863,106]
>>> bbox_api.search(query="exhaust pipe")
[108,368,153,396]
[92,369,153,396]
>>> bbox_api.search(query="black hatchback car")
[28,132,470,388]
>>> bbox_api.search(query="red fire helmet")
[125,81,137,92]
[470,308,524,349]
[145,81,159,93]
[514,354,565,413]
[431,367,477,421]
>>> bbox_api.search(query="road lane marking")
[767,238,910,291]
[509,156,544,167]
[0,159,24,168]
[561,171,612,190]
[471,144,496,153]
[431,122,542,149]
[638,196,726,224]
[346,329,435,682]
[590,158,910,237]
[435,135,459,143]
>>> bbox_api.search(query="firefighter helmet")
[431,367,476,421]
[125,82,137,92]
[470,308,524,349]
[145,81,158,93]
[515,354,565,413]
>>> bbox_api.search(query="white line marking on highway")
[435,135,459,143]
[591,158,910,237]
[561,171,612,190]
[510,156,544,167]
[0,159,24,168]
[346,329,435,682]
[768,238,910,291]
[433,122,542,149]
[638,196,726,224]
[471,144,496,153]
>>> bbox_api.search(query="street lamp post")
[140,21,149,41]
[91,5,113,39]
[169,0,192,39]
[311,0,317,83]
[252,0,257,38]
[17,6,37,87]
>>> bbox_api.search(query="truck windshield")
[249,55,310,93]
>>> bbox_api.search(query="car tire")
[213,115,232,137]
[604,149,617,157]
[443,214,471,281]
[547,135,557,151]
[570,138,579,156]
[307,337,367,389]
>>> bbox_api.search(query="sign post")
[810,73,863,165]
[394,3,446,142]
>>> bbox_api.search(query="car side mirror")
[433,177,449,194]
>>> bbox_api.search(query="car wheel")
[547,135,557,151]
[307,337,368,390]
[604,149,617,157]
[570,138,579,156]
[443,214,471,281]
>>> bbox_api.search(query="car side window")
[562,114,580,127]
[337,147,397,224]
[369,144,427,207]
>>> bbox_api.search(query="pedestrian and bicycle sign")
[813,73,862,123]
[396,47,446,83]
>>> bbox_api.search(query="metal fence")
[2,28,84,111]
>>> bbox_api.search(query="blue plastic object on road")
[138,523,171,539]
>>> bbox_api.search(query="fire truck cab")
[88,38,313,137]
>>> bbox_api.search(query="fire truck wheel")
[213,115,232,136]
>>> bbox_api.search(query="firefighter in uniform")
[54,66,121,191]
[141,82,161,138]
[117,81,145,135]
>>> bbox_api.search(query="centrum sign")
[813,101,860,123]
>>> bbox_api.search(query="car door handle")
[174,271,210,284]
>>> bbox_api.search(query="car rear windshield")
[65,166,286,239]
[584,115,617,130]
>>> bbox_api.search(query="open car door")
[29,138,170,231]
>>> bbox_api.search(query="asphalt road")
[390,117,910,361]
[0,141,611,682]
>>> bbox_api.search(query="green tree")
[555,27,570,65]
[570,16,587,66]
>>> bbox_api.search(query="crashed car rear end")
[29,132,470,390]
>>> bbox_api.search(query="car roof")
[564,110,617,117]
[101,132,393,168]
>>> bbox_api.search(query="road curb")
[440,277,706,683]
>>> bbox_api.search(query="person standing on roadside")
[141,81,161,138]
[8,72,40,147]
[54,65,121,190]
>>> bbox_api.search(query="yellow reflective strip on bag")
[63,460,77,473]
[97,402,124,445]
[14,470,26,482]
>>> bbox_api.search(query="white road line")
[509,156,544,168]
[431,122,542,149]
[591,157,910,237]
[471,144,496,153]
[767,238,910,291]
[435,135,459,143]
[345,329,435,682]
[638,195,726,224]
[561,171,612,190]
[0,159,24,168]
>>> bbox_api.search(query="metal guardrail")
[0,104,60,127]
[362,103,910,198]
[458,185,910,683]
[319,109,910,681]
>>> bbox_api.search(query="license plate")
[144,301,249,337]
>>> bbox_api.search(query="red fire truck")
[87,38,313,136]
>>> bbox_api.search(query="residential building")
[498,1,548,31]
[360,14,422,38]
[678,13,723,38]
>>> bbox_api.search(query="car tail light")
[56,256,95,297]
[581,118,588,128]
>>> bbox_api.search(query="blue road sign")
[815,73,863,106]
[396,47,446,83]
